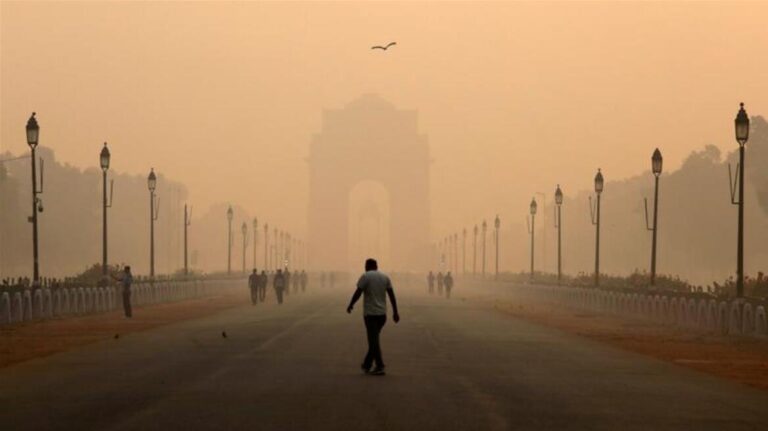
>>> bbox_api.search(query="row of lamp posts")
[438,214,502,279]
[18,103,752,294]
[25,113,173,283]
[524,102,749,296]
[226,206,304,274]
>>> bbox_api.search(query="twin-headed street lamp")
[730,103,750,298]
[528,199,537,280]
[252,218,258,270]
[644,149,663,286]
[241,222,248,274]
[184,204,192,276]
[554,185,563,284]
[148,168,158,279]
[226,206,234,274]
[590,169,604,287]
[264,223,269,270]
[462,228,467,275]
[25,113,44,284]
[100,143,113,281]
[473,224,478,276]
[481,220,487,278]
[494,215,500,279]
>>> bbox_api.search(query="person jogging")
[346,258,400,376]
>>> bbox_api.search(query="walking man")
[248,268,259,305]
[300,270,308,292]
[259,270,268,302]
[346,258,400,376]
[284,269,291,297]
[427,271,435,294]
[437,271,444,296]
[273,269,286,305]
[292,270,300,294]
[112,265,133,318]
[444,271,454,299]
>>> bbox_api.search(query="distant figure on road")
[273,269,286,304]
[444,271,454,299]
[321,272,326,288]
[300,270,308,292]
[346,258,400,376]
[292,270,300,294]
[112,266,133,318]
[427,271,435,294]
[259,270,268,302]
[284,270,291,297]
[249,269,260,305]
[437,272,444,296]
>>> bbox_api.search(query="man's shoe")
[369,367,386,376]
[361,365,372,374]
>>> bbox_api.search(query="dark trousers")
[250,288,258,305]
[275,288,284,304]
[363,315,387,369]
[258,286,266,302]
[122,290,132,318]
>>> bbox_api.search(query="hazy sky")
[2,1,767,239]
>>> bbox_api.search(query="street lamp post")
[473,224,478,276]
[481,220,487,278]
[184,204,192,276]
[644,149,663,286]
[528,199,537,280]
[462,228,467,275]
[227,206,233,274]
[25,113,43,284]
[452,233,458,273]
[554,185,563,284]
[273,228,278,270]
[590,169,604,287]
[148,169,158,279]
[252,218,258,270]
[241,222,248,274]
[729,103,750,298]
[100,143,113,283]
[264,223,269,270]
[494,215,500,280]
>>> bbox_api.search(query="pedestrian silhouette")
[347,258,400,376]
[273,269,286,304]
[249,268,259,305]
[111,265,133,318]
[444,271,454,299]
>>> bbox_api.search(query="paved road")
[2,283,768,430]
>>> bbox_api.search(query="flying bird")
[371,42,396,51]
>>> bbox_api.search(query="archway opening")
[348,180,391,271]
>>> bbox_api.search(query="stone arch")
[308,94,430,271]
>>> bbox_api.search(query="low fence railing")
[510,282,768,339]
[0,276,245,327]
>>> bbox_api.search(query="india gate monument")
[307,94,430,272]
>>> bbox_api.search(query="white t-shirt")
[357,270,392,316]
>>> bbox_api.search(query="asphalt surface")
[2,283,768,431]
